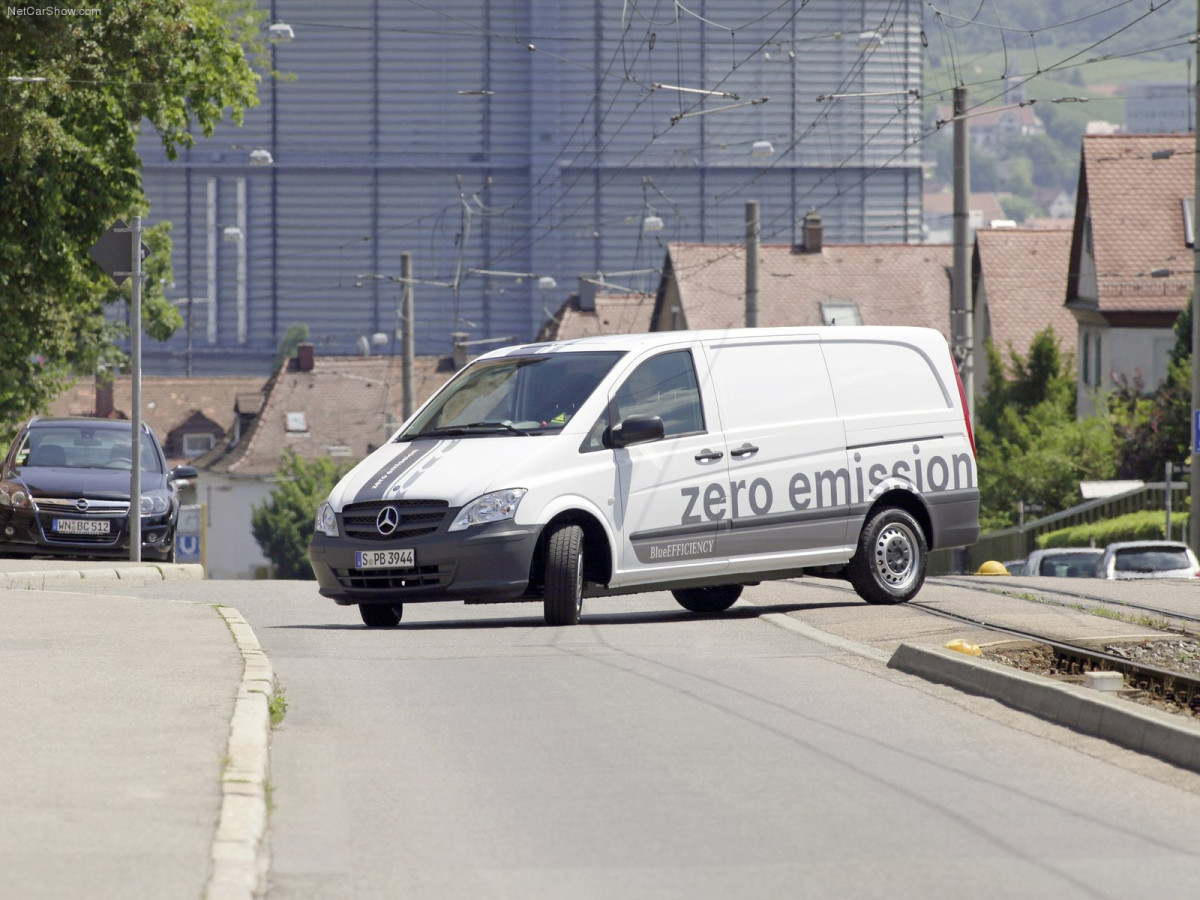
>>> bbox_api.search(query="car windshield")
[402,351,625,439]
[17,426,163,473]
[1036,551,1101,577]
[1113,547,1193,573]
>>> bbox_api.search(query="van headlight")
[314,501,339,537]
[449,488,527,532]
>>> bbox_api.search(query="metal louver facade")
[137,0,922,375]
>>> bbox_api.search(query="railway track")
[782,576,1200,717]
[929,575,1200,632]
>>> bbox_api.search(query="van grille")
[341,499,449,541]
[334,564,447,591]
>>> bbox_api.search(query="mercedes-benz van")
[309,327,979,626]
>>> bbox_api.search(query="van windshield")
[401,351,625,439]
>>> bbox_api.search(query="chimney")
[296,342,315,372]
[451,332,468,369]
[802,209,823,254]
[94,376,114,418]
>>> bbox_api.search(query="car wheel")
[543,523,584,626]
[359,603,402,627]
[671,584,743,614]
[846,507,927,605]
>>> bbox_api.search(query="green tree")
[975,327,1115,530]
[0,1,262,435]
[251,450,350,580]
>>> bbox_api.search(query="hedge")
[1036,510,1190,549]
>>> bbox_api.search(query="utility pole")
[952,85,974,420]
[1191,0,1200,553]
[401,251,415,421]
[130,215,143,562]
[745,200,760,327]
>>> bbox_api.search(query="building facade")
[137,0,924,375]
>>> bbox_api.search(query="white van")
[309,327,979,626]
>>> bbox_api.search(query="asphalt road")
[81,576,1200,900]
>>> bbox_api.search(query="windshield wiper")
[416,421,531,438]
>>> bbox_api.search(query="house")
[536,291,656,342]
[923,190,1009,243]
[48,374,268,465]
[194,345,458,578]
[653,223,953,338]
[972,226,1076,395]
[927,102,1045,148]
[1066,134,1193,416]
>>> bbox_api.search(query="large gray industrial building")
[136,0,923,375]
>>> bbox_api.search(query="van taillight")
[950,350,975,456]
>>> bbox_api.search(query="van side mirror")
[609,414,665,448]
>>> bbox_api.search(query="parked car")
[1095,541,1200,580]
[1022,547,1103,578]
[0,416,197,562]
[1001,558,1025,575]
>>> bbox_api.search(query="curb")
[0,563,204,590]
[888,642,1200,775]
[207,606,274,900]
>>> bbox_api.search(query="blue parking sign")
[176,533,201,563]
[1195,410,1200,454]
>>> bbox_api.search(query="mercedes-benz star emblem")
[375,505,401,536]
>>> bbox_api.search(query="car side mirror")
[169,464,199,482]
[608,414,665,448]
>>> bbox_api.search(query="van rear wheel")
[672,584,743,614]
[544,524,584,626]
[847,507,926,605]
[359,603,402,627]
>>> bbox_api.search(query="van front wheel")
[359,603,403,627]
[544,524,584,626]
[847,507,927,605]
[672,584,743,614]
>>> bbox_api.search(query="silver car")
[1095,541,1200,580]
[1022,547,1103,578]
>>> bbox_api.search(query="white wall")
[201,473,274,579]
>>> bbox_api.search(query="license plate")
[53,518,111,535]
[355,548,415,569]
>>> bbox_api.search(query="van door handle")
[694,449,724,462]
[731,443,759,458]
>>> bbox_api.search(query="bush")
[251,450,350,579]
[1037,510,1190,549]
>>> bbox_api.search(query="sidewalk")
[0,560,266,900]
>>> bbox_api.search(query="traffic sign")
[88,220,151,285]
[1194,410,1200,455]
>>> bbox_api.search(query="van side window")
[582,350,704,450]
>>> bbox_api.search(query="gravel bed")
[984,637,1200,720]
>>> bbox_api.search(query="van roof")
[481,325,946,360]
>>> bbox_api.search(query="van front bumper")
[309,522,542,605]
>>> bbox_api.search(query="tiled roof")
[1077,133,1192,313]
[198,354,455,477]
[665,242,953,337]
[974,226,1076,357]
[48,375,267,463]
[538,292,656,342]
